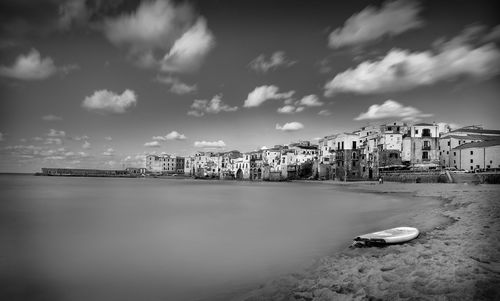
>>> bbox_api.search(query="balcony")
[422,146,431,150]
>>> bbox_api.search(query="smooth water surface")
[0,175,437,301]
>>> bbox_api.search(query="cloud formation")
[153,131,187,141]
[0,49,58,80]
[297,95,324,107]
[276,122,304,132]
[244,85,295,108]
[318,109,332,116]
[0,132,4,141]
[144,141,161,148]
[354,99,433,121]
[194,140,226,148]
[156,76,197,94]
[47,129,66,137]
[328,0,424,49]
[82,89,137,114]
[160,18,215,73]
[276,94,323,114]
[82,141,91,149]
[277,105,304,114]
[42,114,62,121]
[249,51,296,73]
[103,148,115,156]
[188,95,237,117]
[325,26,500,96]
[104,0,214,73]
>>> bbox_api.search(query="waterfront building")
[450,140,500,171]
[249,150,264,180]
[233,153,251,180]
[146,154,177,173]
[184,156,194,176]
[333,132,362,181]
[263,148,282,172]
[439,126,500,168]
[402,123,440,168]
[175,157,185,174]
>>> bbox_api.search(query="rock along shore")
[235,183,500,301]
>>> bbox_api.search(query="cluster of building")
[145,123,500,181]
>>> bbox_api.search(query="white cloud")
[328,0,424,49]
[243,85,295,108]
[104,0,214,73]
[297,95,323,107]
[104,136,113,141]
[160,18,215,73]
[82,141,91,149]
[276,122,304,132]
[249,51,296,73]
[45,138,63,145]
[156,76,197,94]
[82,89,137,114]
[354,99,433,121]
[42,114,62,121]
[47,129,66,137]
[325,32,500,96]
[103,148,115,156]
[104,0,193,53]
[188,95,237,117]
[318,109,332,116]
[144,141,161,147]
[277,105,304,114]
[194,140,226,148]
[152,130,187,141]
[0,49,57,80]
[73,135,89,141]
[166,131,187,140]
[277,94,322,114]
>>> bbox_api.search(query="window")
[470,159,473,163]
[454,152,456,156]
[446,151,449,155]
[388,126,392,131]
[454,160,456,164]
[352,141,356,149]
[470,166,473,170]
[447,141,450,146]
[470,151,473,155]
[422,152,429,160]
[341,141,344,150]
[352,161,356,167]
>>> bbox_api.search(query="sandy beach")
[237,183,500,301]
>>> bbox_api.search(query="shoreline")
[235,183,500,301]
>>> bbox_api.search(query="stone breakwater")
[237,184,500,301]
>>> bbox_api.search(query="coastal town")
[41,122,500,183]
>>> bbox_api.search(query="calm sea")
[0,175,436,301]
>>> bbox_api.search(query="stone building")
[402,123,440,168]
[146,154,176,173]
[439,126,500,168]
[450,140,500,171]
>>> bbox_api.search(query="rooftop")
[452,140,500,150]
[449,128,500,135]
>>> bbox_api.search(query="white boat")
[352,227,419,247]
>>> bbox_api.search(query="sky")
[0,0,499,172]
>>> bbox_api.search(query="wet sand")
[237,183,500,301]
